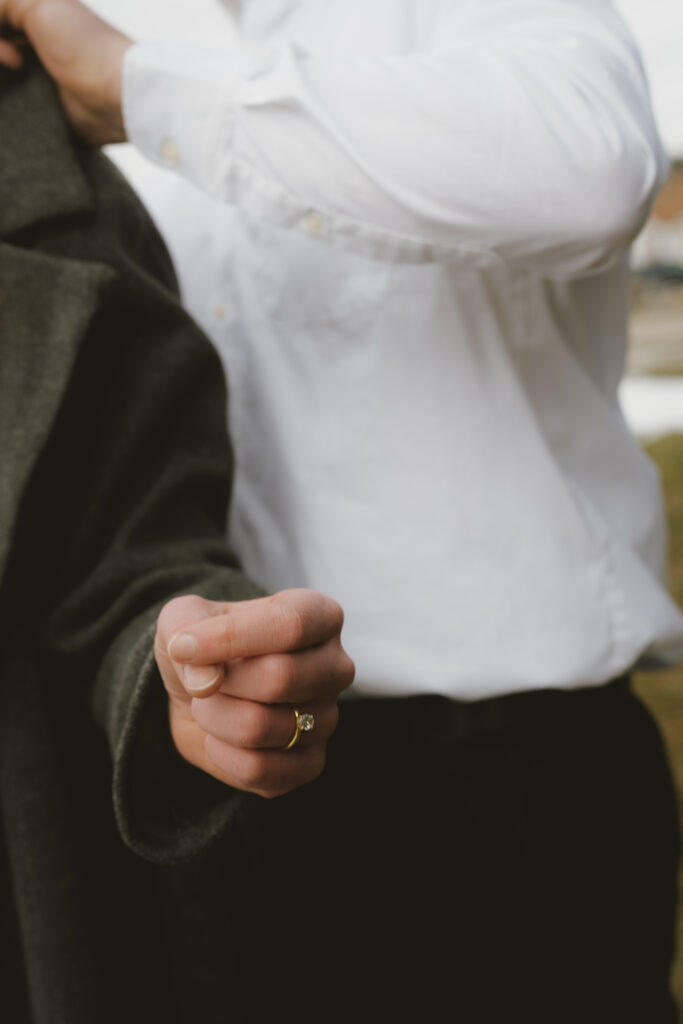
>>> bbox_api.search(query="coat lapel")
[0,65,113,586]
[0,245,114,587]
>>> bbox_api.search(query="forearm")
[1,0,667,274]
[123,1,667,274]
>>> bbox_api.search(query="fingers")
[0,36,24,67]
[1,0,132,143]
[0,0,56,61]
[203,734,328,800]
[156,594,226,643]
[191,694,338,751]
[157,590,351,701]
[156,590,353,708]
[183,662,225,697]
[168,692,335,799]
[218,638,355,705]
[155,594,226,701]
[166,590,345,666]
[0,1,27,30]
[157,590,353,798]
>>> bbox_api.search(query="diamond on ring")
[282,707,316,750]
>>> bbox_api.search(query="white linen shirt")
[121,0,683,699]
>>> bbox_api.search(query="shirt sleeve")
[122,0,669,276]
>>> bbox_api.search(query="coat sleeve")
[122,0,668,275]
[18,149,265,865]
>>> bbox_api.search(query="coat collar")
[0,245,112,589]
[0,62,111,589]
[0,62,93,239]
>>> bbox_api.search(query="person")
[0,62,352,1023]
[2,1,683,1020]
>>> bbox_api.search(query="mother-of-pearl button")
[304,211,326,235]
[160,137,182,166]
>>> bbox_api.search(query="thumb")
[154,594,227,701]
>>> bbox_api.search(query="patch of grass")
[633,433,683,1015]
[634,366,683,379]
[647,434,683,608]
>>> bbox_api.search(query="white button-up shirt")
[120,0,683,699]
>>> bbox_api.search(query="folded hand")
[155,590,355,798]
[0,0,131,144]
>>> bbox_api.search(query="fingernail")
[184,664,221,693]
[168,633,198,662]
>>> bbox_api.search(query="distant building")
[632,164,683,272]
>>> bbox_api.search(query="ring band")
[282,708,316,751]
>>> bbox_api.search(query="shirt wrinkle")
[115,0,683,698]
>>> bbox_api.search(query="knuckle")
[341,653,356,687]
[204,732,230,775]
[323,647,355,696]
[155,602,181,642]
[256,746,325,798]
[238,750,271,792]
[190,696,212,731]
[271,588,345,647]
[326,597,345,634]
[299,589,344,638]
[256,786,290,801]
[242,702,272,747]
[159,595,188,620]
[262,654,295,703]
[157,594,206,636]
[279,602,306,649]
[218,612,236,646]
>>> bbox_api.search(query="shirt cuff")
[110,621,249,867]
[122,41,241,195]
[120,42,493,266]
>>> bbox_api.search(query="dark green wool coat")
[0,67,264,1021]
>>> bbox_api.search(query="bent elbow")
[599,142,665,241]
[558,137,668,275]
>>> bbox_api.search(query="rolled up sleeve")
[122,0,669,275]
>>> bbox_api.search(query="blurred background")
[607,5,683,1012]
[85,0,683,1009]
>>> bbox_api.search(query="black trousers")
[177,679,681,1023]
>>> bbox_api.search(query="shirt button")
[214,301,230,321]
[304,211,326,235]
[160,137,181,166]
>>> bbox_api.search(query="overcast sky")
[87,0,683,156]
[615,0,682,156]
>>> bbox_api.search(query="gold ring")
[281,708,315,750]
